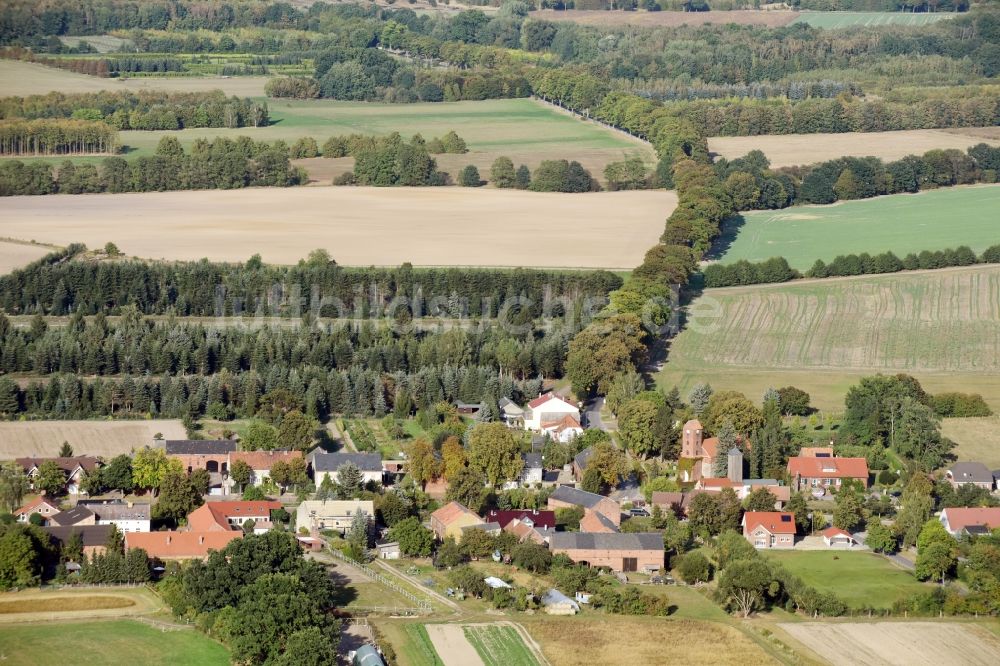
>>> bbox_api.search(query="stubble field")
[0,187,676,269]
[0,240,53,275]
[658,265,1000,411]
[714,185,1000,270]
[0,419,184,458]
[779,622,1000,666]
[707,128,999,169]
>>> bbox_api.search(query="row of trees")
[0,90,268,130]
[0,119,117,156]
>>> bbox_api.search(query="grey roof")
[42,524,112,547]
[164,440,237,455]
[746,479,780,486]
[541,588,579,609]
[313,451,382,472]
[549,532,664,551]
[461,522,501,533]
[78,500,151,521]
[354,644,386,666]
[51,505,95,526]
[949,462,994,484]
[550,485,607,509]
[573,446,594,471]
[523,453,542,469]
[591,512,620,533]
[499,397,524,415]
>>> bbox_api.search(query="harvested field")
[0,187,676,269]
[523,615,776,665]
[0,420,184,458]
[0,587,163,624]
[714,185,1000,270]
[534,9,797,27]
[425,624,484,666]
[941,417,1000,468]
[0,59,268,97]
[707,128,1000,169]
[658,266,1000,410]
[779,621,1000,666]
[0,240,53,275]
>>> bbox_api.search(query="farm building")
[430,501,485,543]
[541,589,580,615]
[549,532,664,573]
[125,530,242,560]
[375,539,400,559]
[15,456,101,495]
[43,525,113,558]
[548,485,621,528]
[499,397,524,427]
[787,454,869,493]
[187,500,282,534]
[165,440,237,475]
[945,462,995,490]
[742,512,796,549]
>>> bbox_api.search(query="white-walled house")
[524,393,580,433]
[311,452,383,487]
[503,453,544,490]
[78,500,152,533]
[296,499,375,535]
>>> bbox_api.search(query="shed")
[376,540,401,560]
[541,588,580,615]
[822,527,858,547]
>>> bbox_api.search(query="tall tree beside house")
[37,460,67,497]
[441,436,467,480]
[893,397,954,471]
[277,410,317,451]
[915,519,958,584]
[155,470,203,525]
[713,420,737,478]
[617,398,659,458]
[230,459,253,492]
[895,473,935,548]
[742,487,778,512]
[445,466,488,514]
[565,314,647,397]
[0,463,28,512]
[335,462,363,499]
[832,489,865,531]
[62,530,84,563]
[190,468,211,496]
[101,454,134,494]
[0,524,53,589]
[242,420,280,451]
[347,508,368,554]
[132,446,176,496]
[57,442,73,457]
[785,492,811,534]
[316,475,337,501]
[404,438,439,490]
[0,376,19,417]
[687,383,713,415]
[585,441,629,490]
[467,422,523,488]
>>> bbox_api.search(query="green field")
[0,620,229,666]
[763,551,931,608]
[400,624,445,666]
[464,625,540,666]
[658,265,1000,411]
[794,11,957,29]
[715,186,1000,271]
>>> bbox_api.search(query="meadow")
[0,187,675,269]
[940,417,1000,468]
[707,127,999,169]
[0,620,229,666]
[658,265,1000,411]
[793,11,957,29]
[763,551,929,608]
[713,185,1000,270]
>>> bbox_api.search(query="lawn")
[0,620,229,666]
[658,265,1000,411]
[793,11,957,29]
[464,625,539,666]
[941,417,1000,468]
[763,551,930,609]
[713,185,1000,271]
[400,623,445,666]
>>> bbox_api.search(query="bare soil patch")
[0,420,185,458]
[0,241,53,275]
[425,624,485,666]
[0,187,676,269]
[708,128,1000,168]
[534,9,797,27]
[0,60,268,97]
[779,621,1000,666]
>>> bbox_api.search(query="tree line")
[0,246,622,319]
[0,136,303,196]
[2,47,184,76]
[0,119,117,156]
[0,90,268,131]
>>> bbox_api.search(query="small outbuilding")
[541,589,580,615]
[821,527,858,548]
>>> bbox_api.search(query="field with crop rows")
[658,265,1000,410]
[714,185,1000,270]
[793,11,957,28]
[463,625,539,666]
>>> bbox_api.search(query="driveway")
[584,397,610,432]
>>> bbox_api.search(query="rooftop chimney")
[166,535,172,544]
[199,535,205,544]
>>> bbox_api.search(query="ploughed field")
[0,187,677,270]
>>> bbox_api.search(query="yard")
[712,185,1000,270]
[0,620,229,666]
[658,265,1000,412]
[763,551,930,609]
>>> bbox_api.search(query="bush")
[458,165,482,187]
[877,470,898,486]
[490,157,516,188]
[677,551,712,584]
[333,172,357,186]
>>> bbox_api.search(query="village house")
[77,499,152,533]
[311,451,383,487]
[547,485,621,528]
[125,530,242,560]
[650,490,705,517]
[498,397,524,428]
[572,447,593,484]
[742,511,796,549]
[485,509,556,531]
[549,532,664,573]
[165,440,237,475]
[503,518,555,545]
[16,456,102,495]
[429,501,484,543]
[13,497,60,523]
[523,393,582,442]
[946,462,995,491]
[295,499,375,536]
[188,500,283,534]
[940,507,1000,536]
[787,452,869,493]
[43,525,112,558]
[229,450,304,487]
[503,453,543,490]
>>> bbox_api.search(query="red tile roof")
[125,531,241,559]
[541,414,582,432]
[14,497,60,517]
[700,478,741,489]
[683,419,703,430]
[701,437,719,458]
[431,501,481,527]
[230,450,303,470]
[187,501,282,531]
[787,456,868,480]
[528,392,574,410]
[942,507,1000,533]
[743,512,796,535]
[821,527,854,539]
[485,510,556,530]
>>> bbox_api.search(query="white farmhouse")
[523,393,581,436]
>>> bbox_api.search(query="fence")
[323,545,432,615]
